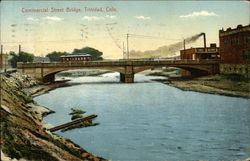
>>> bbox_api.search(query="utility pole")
[0,45,2,120]
[1,45,3,71]
[123,41,125,59]
[183,39,186,58]
[5,52,7,72]
[126,33,129,59]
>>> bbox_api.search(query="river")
[34,72,250,161]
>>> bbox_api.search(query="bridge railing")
[17,59,220,68]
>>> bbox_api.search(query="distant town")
[1,24,249,78]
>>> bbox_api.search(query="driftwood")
[48,114,97,132]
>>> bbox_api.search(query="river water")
[34,72,250,161]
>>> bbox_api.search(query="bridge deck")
[17,60,220,68]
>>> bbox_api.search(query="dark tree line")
[8,46,104,67]
[72,47,103,61]
[9,51,34,68]
[46,51,68,62]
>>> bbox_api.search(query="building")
[219,24,250,77]
[33,56,50,63]
[180,43,220,60]
[0,54,11,70]
[179,32,220,77]
[60,53,92,63]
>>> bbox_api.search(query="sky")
[0,0,249,59]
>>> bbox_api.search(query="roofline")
[60,54,92,57]
[180,47,219,51]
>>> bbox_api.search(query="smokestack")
[202,33,206,49]
[19,44,21,55]
[183,39,186,55]
[183,39,186,50]
[130,32,206,58]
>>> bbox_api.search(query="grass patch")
[1,118,58,161]
[221,74,249,82]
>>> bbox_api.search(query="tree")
[46,51,68,62]
[72,47,103,60]
[9,51,34,68]
[9,52,18,68]
[19,52,34,62]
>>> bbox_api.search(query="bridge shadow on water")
[51,78,169,87]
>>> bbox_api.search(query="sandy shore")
[157,75,250,98]
[141,68,249,98]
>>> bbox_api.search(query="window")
[231,38,239,45]
[245,36,250,43]
[224,39,227,44]
[243,50,250,59]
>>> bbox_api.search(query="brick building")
[180,43,220,60]
[219,24,250,77]
[0,54,10,70]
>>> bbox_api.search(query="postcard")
[1,1,249,161]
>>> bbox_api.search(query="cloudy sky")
[1,0,249,58]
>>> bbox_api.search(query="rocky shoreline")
[1,71,249,161]
[0,72,106,161]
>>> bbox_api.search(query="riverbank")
[151,71,249,98]
[163,74,249,98]
[1,72,106,161]
[142,68,249,98]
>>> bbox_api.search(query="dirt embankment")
[0,73,106,161]
[161,75,250,98]
[143,67,249,98]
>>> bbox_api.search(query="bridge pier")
[120,73,134,83]
[17,60,220,84]
[120,66,134,83]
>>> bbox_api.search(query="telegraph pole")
[126,33,129,59]
[1,45,3,71]
[0,45,2,130]
[123,41,125,59]
[183,39,186,57]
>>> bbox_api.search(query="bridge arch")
[133,65,213,76]
[17,60,219,83]
[42,65,215,83]
[42,67,125,83]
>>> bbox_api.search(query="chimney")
[183,39,186,50]
[202,33,206,49]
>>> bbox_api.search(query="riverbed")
[35,72,250,161]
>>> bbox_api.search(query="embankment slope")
[0,73,106,161]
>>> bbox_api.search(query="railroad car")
[60,53,92,63]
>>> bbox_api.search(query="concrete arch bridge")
[17,60,220,83]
